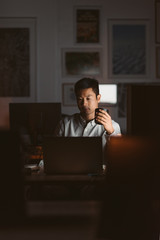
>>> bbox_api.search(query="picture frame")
[0,17,36,102]
[62,83,77,106]
[156,46,160,78]
[62,48,102,77]
[108,19,150,80]
[74,6,100,44]
[155,0,160,43]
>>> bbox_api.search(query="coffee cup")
[95,108,109,125]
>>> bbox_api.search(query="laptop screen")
[43,137,103,175]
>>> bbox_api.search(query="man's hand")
[95,109,114,135]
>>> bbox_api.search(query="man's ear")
[97,94,101,103]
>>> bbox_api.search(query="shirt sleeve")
[109,120,121,136]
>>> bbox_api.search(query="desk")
[25,174,106,201]
[25,174,105,183]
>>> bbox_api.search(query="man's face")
[76,88,101,120]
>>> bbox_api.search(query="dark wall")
[127,84,160,137]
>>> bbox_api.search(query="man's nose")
[81,99,87,106]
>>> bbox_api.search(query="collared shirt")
[54,113,121,148]
[54,113,121,167]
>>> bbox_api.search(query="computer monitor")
[9,102,61,144]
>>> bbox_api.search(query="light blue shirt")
[54,113,121,148]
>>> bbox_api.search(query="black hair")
[74,78,99,97]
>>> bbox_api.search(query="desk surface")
[25,174,106,183]
[24,173,106,201]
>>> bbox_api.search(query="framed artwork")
[108,19,150,80]
[155,0,160,43]
[74,6,100,43]
[156,47,160,78]
[62,48,102,77]
[0,17,36,102]
[62,83,77,106]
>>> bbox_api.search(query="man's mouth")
[81,107,90,112]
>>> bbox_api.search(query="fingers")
[99,109,109,115]
[95,109,114,134]
[95,109,110,124]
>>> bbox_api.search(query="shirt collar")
[79,114,96,126]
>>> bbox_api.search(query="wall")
[0,0,157,133]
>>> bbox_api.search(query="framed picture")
[62,83,77,106]
[108,19,150,80]
[62,48,102,77]
[156,46,160,78]
[155,0,160,43]
[0,17,36,102]
[74,6,100,43]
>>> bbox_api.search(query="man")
[53,78,121,199]
[55,78,121,144]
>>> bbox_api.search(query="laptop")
[43,137,103,176]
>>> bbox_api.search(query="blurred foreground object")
[98,136,160,240]
[0,130,25,225]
